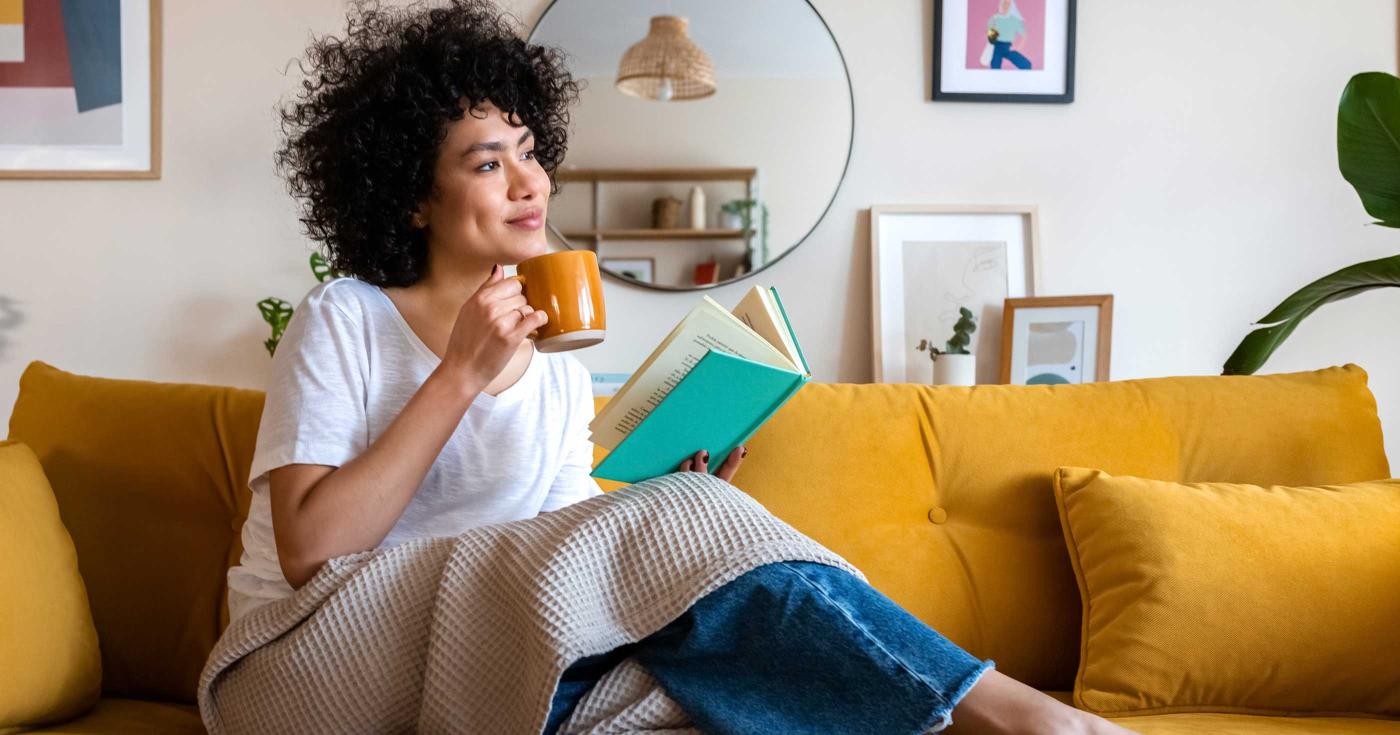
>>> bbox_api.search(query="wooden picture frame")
[999,294,1112,384]
[600,256,656,284]
[0,0,162,179]
[932,0,1076,103]
[870,204,1042,384]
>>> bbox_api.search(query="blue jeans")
[546,561,995,735]
[991,41,1032,69]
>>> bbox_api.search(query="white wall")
[2,0,1397,464]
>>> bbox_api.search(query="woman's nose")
[507,162,541,200]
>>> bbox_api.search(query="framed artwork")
[870,205,1041,384]
[932,0,1076,103]
[0,0,162,179]
[601,257,655,284]
[1000,295,1112,384]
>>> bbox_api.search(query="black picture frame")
[931,0,1076,104]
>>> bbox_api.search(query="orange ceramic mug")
[511,250,607,352]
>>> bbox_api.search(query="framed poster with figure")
[0,0,162,178]
[932,0,1075,103]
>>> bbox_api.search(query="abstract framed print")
[1000,295,1112,384]
[870,205,1041,385]
[0,0,162,178]
[932,0,1075,103]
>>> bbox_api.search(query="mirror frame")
[527,0,855,292]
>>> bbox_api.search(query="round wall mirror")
[529,0,854,291]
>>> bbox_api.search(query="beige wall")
[2,1,1397,463]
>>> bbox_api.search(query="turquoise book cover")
[591,350,808,484]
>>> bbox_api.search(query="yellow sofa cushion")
[666,366,1388,691]
[0,441,102,731]
[1054,467,1400,718]
[6,362,264,703]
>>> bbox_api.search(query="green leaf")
[310,252,335,282]
[1222,254,1400,375]
[257,297,294,357]
[1338,72,1400,227]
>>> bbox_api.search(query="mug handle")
[508,274,540,340]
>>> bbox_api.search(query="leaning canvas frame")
[0,0,162,179]
[870,204,1041,383]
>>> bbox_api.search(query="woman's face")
[999,0,1011,12]
[416,100,551,268]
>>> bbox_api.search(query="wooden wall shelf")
[560,228,750,241]
[557,167,757,183]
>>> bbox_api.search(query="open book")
[589,285,810,483]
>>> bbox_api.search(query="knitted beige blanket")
[197,472,862,734]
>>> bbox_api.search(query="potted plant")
[1224,72,1400,374]
[918,307,977,386]
[258,252,342,356]
[718,198,752,229]
[720,198,770,267]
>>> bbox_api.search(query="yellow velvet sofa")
[5,359,1395,734]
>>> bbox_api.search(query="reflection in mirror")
[530,0,853,291]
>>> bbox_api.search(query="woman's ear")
[410,208,427,229]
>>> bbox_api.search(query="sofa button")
[927,506,948,524]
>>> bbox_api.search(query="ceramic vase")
[932,353,976,386]
[688,186,706,229]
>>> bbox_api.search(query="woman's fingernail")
[740,448,748,458]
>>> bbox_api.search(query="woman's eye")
[476,161,498,172]
[522,150,536,160]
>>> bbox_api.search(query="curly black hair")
[275,0,582,287]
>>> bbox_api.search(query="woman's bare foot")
[947,669,1137,734]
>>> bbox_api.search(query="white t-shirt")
[226,277,601,622]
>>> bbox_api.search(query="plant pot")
[932,353,976,386]
[718,211,744,230]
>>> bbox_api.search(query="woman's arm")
[271,266,548,589]
[269,366,480,589]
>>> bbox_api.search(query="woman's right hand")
[442,264,549,392]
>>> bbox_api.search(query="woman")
[225,1,1132,732]
[987,0,1034,70]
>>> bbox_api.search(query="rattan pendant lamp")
[615,15,716,102]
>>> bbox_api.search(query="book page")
[731,286,803,371]
[588,297,796,450]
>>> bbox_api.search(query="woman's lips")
[507,212,543,230]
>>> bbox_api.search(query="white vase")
[688,186,706,229]
[932,353,976,386]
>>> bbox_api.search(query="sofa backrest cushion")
[721,365,1389,690]
[7,362,262,703]
[8,361,1387,699]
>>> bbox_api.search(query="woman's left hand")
[679,446,747,482]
